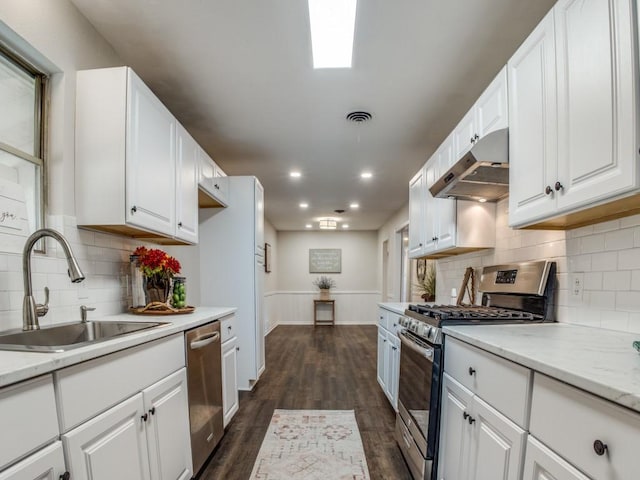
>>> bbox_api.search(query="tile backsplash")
[0,215,142,331]
[436,199,640,334]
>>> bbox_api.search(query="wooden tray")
[129,302,195,315]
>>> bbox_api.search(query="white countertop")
[0,306,236,388]
[378,302,412,315]
[443,323,640,414]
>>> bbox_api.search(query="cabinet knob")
[463,412,469,420]
[236,346,240,351]
[392,346,397,351]
[141,413,148,422]
[228,325,232,331]
[468,367,476,376]
[470,136,475,144]
[60,473,71,480]
[149,407,156,416]
[593,439,608,456]
[214,183,220,189]
[178,221,183,228]
[545,185,553,195]
[468,416,476,425]
[131,205,137,214]
[554,181,564,191]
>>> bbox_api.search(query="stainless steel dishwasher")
[185,321,223,475]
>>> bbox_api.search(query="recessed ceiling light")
[300,202,309,209]
[290,171,301,178]
[308,0,357,69]
[342,224,349,229]
[350,203,359,209]
[360,171,372,179]
[305,224,313,229]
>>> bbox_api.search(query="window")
[0,46,46,250]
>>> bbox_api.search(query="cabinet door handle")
[463,412,469,420]
[468,367,476,376]
[60,473,71,480]
[149,407,156,416]
[545,185,553,195]
[141,413,148,422]
[131,205,137,214]
[554,181,564,191]
[468,416,476,425]
[593,439,608,456]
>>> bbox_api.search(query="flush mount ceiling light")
[308,0,357,69]
[349,202,359,209]
[360,171,372,179]
[300,202,309,209]
[305,224,313,229]
[342,224,349,229]
[290,171,301,178]
[319,218,338,230]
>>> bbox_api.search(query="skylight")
[308,0,357,69]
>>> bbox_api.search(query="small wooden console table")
[313,299,335,326]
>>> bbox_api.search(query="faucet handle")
[80,305,96,323]
[36,287,49,317]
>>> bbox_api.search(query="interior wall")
[376,203,409,302]
[263,220,278,333]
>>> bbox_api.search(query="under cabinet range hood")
[429,128,509,202]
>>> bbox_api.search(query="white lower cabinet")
[0,442,66,480]
[523,436,589,480]
[63,368,192,480]
[222,336,239,427]
[376,307,401,410]
[437,374,526,480]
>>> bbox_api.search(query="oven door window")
[398,331,441,458]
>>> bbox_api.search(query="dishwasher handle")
[189,331,220,350]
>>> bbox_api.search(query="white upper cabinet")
[453,67,508,159]
[198,149,229,208]
[509,0,639,228]
[175,124,199,244]
[508,9,559,227]
[408,168,427,257]
[75,66,201,244]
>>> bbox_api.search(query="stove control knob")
[428,327,435,338]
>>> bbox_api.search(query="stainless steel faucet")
[23,228,85,330]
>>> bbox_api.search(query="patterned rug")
[249,409,371,480]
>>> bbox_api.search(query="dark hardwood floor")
[200,325,412,480]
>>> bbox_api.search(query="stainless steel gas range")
[395,260,556,480]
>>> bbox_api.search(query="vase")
[143,275,171,305]
[319,289,330,300]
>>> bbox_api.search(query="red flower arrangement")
[133,247,181,305]
[133,246,181,279]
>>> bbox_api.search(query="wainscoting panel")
[272,291,380,326]
[264,292,279,334]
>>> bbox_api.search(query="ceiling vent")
[334,209,345,214]
[346,111,372,123]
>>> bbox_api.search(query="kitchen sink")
[0,320,169,353]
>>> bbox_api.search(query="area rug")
[249,409,371,480]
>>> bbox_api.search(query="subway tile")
[588,291,616,309]
[616,291,640,312]
[599,310,629,332]
[631,270,640,291]
[617,248,640,270]
[593,219,620,233]
[566,237,581,255]
[604,228,634,251]
[583,272,603,290]
[591,251,617,271]
[581,234,605,253]
[602,271,631,291]
[621,214,640,228]
[568,254,592,272]
[568,224,594,238]
[628,313,640,333]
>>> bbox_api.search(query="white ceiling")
[70,0,555,231]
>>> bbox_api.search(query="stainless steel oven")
[396,330,442,480]
[395,260,556,480]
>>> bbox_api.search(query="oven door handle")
[399,331,435,361]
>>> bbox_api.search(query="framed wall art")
[309,248,341,273]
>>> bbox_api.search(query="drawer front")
[387,312,402,333]
[395,414,425,480]
[378,308,388,329]
[220,314,236,343]
[444,336,531,427]
[0,375,59,470]
[0,441,66,480]
[530,373,640,480]
[55,333,185,432]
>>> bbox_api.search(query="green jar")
[171,277,187,309]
